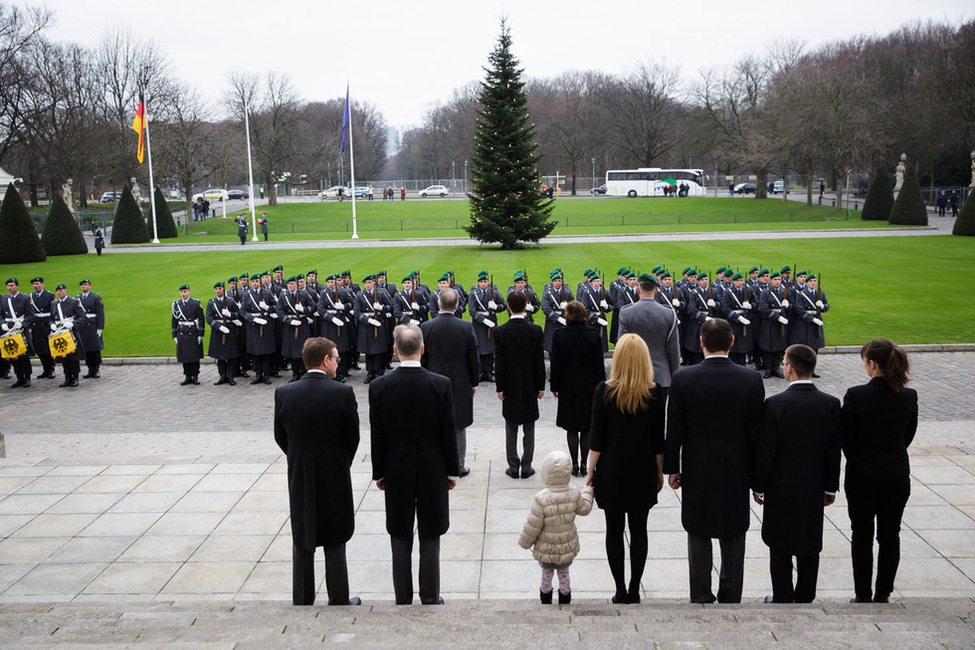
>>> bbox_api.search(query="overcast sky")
[36,0,973,129]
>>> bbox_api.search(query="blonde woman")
[586,333,665,604]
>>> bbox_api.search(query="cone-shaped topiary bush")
[111,184,149,244]
[152,187,178,239]
[861,163,894,221]
[952,193,975,236]
[888,166,928,226]
[0,182,46,263]
[41,193,88,255]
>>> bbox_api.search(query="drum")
[48,331,77,359]
[1,332,27,360]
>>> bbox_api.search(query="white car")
[191,188,228,202]
[319,186,345,200]
[419,185,448,198]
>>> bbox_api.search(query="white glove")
[253,317,267,325]
[232,319,242,327]
[526,303,534,312]
[221,308,232,317]
[96,329,102,337]
[367,318,382,327]
[219,325,230,334]
[258,300,269,310]
[331,317,344,327]
[488,300,498,310]
[781,299,790,308]
[335,302,345,311]
[411,302,420,310]
[557,317,566,326]
[306,317,314,324]
[815,300,825,309]
[812,318,824,326]
[0,322,8,332]
[778,316,788,325]
[483,319,495,329]
[705,316,714,321]
[290,319,302,327]
[372,302,381,310]
[197,337,203,344]
[742,301,752,310]
[738,317,751,326]
[173,337,177,343]
[50,322,58,332]
[269,312,278,319]
[409,319,421,326]
[559,301,567,310]
[600,299,609,309]
[295,303,305,313]
[597,317,608,326]
[707,299,716,308]
[672,299,680,307]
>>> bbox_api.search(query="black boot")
[214,376,230,385]
[540,590,553,604]
[250,374,264,385]
[558,591,571,605]
[180,376,193,386]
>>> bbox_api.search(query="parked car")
[590,184,607,195]
[772,180,786,194]
[734,182,757,195]
[319,186,344,200]
[353,186,372,198]
[419,185,448,198]
[191,188,229,202]
[99,191,121,202]
[227,189,249,200]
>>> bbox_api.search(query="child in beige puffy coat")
[519,450,594,604]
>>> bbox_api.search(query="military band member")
[468,270,505,382]
[394,274,429,326]
[50,283,86,387]
[206,281,241,385]
[541,268,573,353]
[76,279,105,379]
[608,266,629,345]
[679,270,709,365]
[242,272,278,384]
[719,273,754,365]
[318,274,353,381]
[172,283,205,385]
[2,277,32,387]
[580,273,612,352]
[507,270,540,323]
[27,276,56,379]
[789,274,828,376]
[278,276,315,381]
[353,273,392,383]
[758,271,789,379]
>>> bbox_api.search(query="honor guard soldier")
[206,281,242,385]
[719,273,754,365]
[394,274,428,326]
[27,276,57,379]
[789,273,828,376]
[581,272,613,352]
[353,273,392,383]
[746,266,760,290]
[679,270,709,365]
[541,268,573,353]
[609,266,629,345]
[50,283,86,387]
[76,279,105,378]
[779,266,794,290]
[2,277,32,388]
[242,271,278,384]
[319,273,353,381]
[751,268,771,370]
[618,270,639,312]
[272,265,286,292]
[278,276,315,381]
[376,271,398,369]
[340,270,361,370]
[172,283,205,385]
[303,270,323,336]
[507,270,540,323]
[447,270,468,312]
[260,270,286,376]
[468,270,505,382]
[758,271,789,378]
[432,273,465,318]
[656,271,679,313]
[230,274,252,376]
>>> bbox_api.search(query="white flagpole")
[348,81,358,239]
[244,102,259,241]
[144,88,159,243]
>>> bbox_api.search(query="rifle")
[816,272,823,338]
[707,272,714,317]
[780,280,789,338]
[488,273,495,338]
[741,282,749,338]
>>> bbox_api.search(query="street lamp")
[591,157,596,194]
[464,160,468,195]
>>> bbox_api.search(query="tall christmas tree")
[465,19,555,249]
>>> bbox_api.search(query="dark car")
[227,189,249,200]
[734,182,757,195]
[590,184,607,195]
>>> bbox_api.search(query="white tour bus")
[605,168,708,197]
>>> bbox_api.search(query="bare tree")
[0,4,52,161]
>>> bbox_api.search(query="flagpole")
[345,81,358,239]
[244,101,259,241]
[144,88,159,243]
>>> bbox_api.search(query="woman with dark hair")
[550,300,605,476]
[586,333,665,604]
[841,338,918,603]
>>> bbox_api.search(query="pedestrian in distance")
[236,214,248,245]
[94,228,105,255]
[261,213,269,241]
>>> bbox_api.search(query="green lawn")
[2,235,971,355]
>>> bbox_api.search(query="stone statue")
[970,156,975,192]
[61,183,75,213]
[893,157,906,198]
[131,181,142,205]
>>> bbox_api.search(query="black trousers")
[365,353,385,375]
[181,361,200,378]
[59,354,81,380]
[505,420,535,470]
[391,535,441,605]
[38,353,55,375]
[8,355,31,380]
[847,474,910,600]
[292,543,351,606]
[763,349,785,371]
[252,353,272,376]
[687,532,745,603]
[85,349,101,370]
[769,549,820,603]
[216,358,240,379]
[479,353,494,376]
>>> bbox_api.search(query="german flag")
[131,92,145,163]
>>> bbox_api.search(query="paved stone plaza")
[1,347,973,645]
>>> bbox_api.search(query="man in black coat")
[753,344,841,604]
[420,288,479,477]
[27,277,56,379]
[76,279,105,379]
[274,337,360,606]
[665,318,765,603]
[370,324,458,605]
[205,281,241,385]
[171,284,205,386]
[494,290,546,479]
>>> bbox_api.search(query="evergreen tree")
[0,183,46,263]
[888,166,928,226]
[465,20,555,249]
[861,163,894,221]
[152,187,179,239]
[111,184,149,244]
[41,193,88,255]
[952,193,975,236]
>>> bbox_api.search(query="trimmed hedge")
[952,193,975,236]
[0,182,46,263]
[152,187,179,239]
[861,163,894,221]
[41,193,88,255]
[111,184,149,244]
[889,166,928,226]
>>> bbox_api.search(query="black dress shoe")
[67,378,78,387]
[21,379,31,388]
[91,370,100,379]
[421,596,444,605]
[558,590,571,604]
[83,372,95,379]
[262,375,272,385]
[227,377,236,386]
[572,464,579,477]
[214,376,230,385]
[580,465,588,477]
[849,596,871,603]
[250,375,263,385]
[459,467,470,478]
[611,592,628,604]
[363,373,374,384]
[505,467,520,479]
[486,373,495,382]
[238,371,251,378]
[521,467,535,479]
[271,371,282,378]
[873,594,890,603]
[764,595,775,603]
[540,590,553,604]
[627,587,640,604]
[180,377,193,385]
[11,377,24,388]
[773,369,786,379]
[191,376,200,385]
[811,372,821,378]
[59,379,71,387]
[763,370,774,379]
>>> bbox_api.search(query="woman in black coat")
[586,333,666,604]
[841,338,918,604]
[550,301,605,476]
